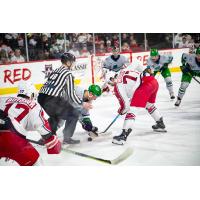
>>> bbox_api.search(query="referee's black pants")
[38,93,80,136]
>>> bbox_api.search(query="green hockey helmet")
[150,48,159,57]
[88,84,102,97]
[195,47,200,55]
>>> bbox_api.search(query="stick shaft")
[102,114,120,133]
[27,138,112,164]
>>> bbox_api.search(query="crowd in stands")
[0,33,200,64]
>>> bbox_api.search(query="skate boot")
[170,92,175,100]
[112,129,132,145]
[174,97,181,107]
[152,117,167,132]
[63,137,80,145]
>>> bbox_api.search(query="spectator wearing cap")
[10,49,25,63]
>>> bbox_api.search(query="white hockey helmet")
[18,80,36,98]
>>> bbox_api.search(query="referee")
[38,52,92,144]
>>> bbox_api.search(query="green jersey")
[182,53,200,72]
[147,55,173,72]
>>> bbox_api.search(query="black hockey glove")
[82,117,98,133]
[180,65,191,74]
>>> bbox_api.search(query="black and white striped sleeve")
[66,73,82,105]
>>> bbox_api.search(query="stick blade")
[110,147,133,165]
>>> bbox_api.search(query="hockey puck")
[88,137,93,142]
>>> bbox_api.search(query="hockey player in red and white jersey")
[112,59,167,145]
[0,81,61,166]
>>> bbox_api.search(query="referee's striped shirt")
[39,66,82,105]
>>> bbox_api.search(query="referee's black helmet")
[61,52,76,64]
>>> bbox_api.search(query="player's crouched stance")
[0,81,61,166]
[112,62,167,145]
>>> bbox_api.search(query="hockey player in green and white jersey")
[147,48,175,99]
[62,84,102,144]
[101,47,129,93]
[175,47,200,107]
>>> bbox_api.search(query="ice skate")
[112,129,132,145]
[152,117,167,132]
[175,97,181,107]
[170,92,175,100]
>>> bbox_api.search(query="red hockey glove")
[45,135,61,154]
[102,86,110,93]
[118,107,127,115]
[118,104,130,115]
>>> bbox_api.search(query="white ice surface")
[1,72,200,166]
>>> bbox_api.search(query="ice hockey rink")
[1,72,200,166]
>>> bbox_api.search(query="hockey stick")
[192,76,200,84]
[27,138,133,165]
[62,147,133,165]
[99,114,120,134]
[187,70,200,84]
[87,114,120,141]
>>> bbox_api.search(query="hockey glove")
[82,118,99,134]
[45,135,61,154]
[160,64,168,71]
[102,85,110,93]
[180,65,191,74]
[118,106,129,115]
[82,117,93,132]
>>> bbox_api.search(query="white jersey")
[102,54,129,85]
[116,63,142,98]
[103,54,129,72]
[74,86,91,121]
[0,96,52,137]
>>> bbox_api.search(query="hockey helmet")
[61,52,76,64]
[18,81,36,98]
[88,84,102,97]
[195,47,200,55]
[150,48,159,57]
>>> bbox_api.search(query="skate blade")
[88,132,99,138]
[153,129,167,133]
[62,143,70,149]
[112,139,125,145]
